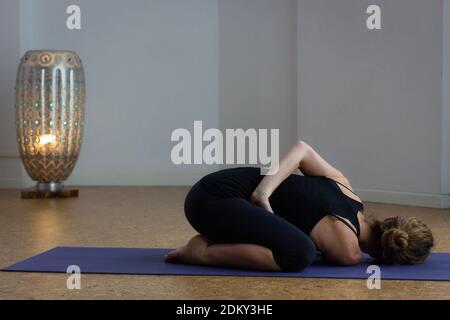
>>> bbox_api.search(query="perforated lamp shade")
[15,50,85,193]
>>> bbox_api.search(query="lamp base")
[21,186,79,199]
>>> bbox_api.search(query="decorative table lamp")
[15,50,86,199]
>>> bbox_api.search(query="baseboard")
[0,149,20,158]
[0,154,31,189]
[355,187,450,209]
[1,176,449,208]
[0,175,203,189]
[0,177,32,189]
[66,179,450,208]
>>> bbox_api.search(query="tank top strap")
[330,214,360,238]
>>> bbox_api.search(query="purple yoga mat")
[2,247,450,281]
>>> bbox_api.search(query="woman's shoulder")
[312,217,362,265]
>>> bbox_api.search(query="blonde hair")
[371,217,434,264]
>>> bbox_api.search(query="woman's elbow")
[295,140,312,157]
[296,139,309,149]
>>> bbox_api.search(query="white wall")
[443,0,450,195]
[0,0,449,208]
[0,0,28,188]
[4,0,298,187]
[218,0,298,161]
[297,0,449,207]
[20,0,220,185]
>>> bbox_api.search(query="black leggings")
[184,181,317,272]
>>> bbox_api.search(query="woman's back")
[199,166,363,236]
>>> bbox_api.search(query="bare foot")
[164,234,210,264]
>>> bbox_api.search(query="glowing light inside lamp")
[39,134,56,146]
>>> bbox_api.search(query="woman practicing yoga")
[165,140,434,271]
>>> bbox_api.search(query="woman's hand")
[250,191,274,214]
[249,141,311,210]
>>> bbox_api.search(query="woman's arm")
[253,140,347,196]
[297,142,349,184]
[250,141,308,212]
[251,140,350,212]
[252,141,310,199]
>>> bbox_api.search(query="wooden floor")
[0,186,449,300]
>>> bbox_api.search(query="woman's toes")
[164,249,181,262]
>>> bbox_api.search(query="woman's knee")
[273,239,317,272]
[273,252,315,272]
[184,182,210,222]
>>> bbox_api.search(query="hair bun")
[382,228,409,252]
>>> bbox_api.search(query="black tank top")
[199,166,364,237]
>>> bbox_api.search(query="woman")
[165,140,434,272]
